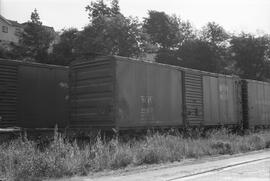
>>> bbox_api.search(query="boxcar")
[181,68,242,127]
[0,59,69,129]
[242,79,270,128]
[70,56,183,129]
[70,55,243,130]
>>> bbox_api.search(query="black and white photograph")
[0,0,270,180]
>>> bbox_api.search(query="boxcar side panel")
[258,84,264,125]
[203,75,240,126]
[248,82,255,127]
[115,59,183,128]
[203,76,219,125]
[218,77,228,124]
[265,85,270,124]
[247,81,270,127]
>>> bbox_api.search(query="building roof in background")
[7,19,23,28]
[0,14,12,25]
[1,14,54,31]
[21,22,54,31]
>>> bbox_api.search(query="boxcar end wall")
[0,59,69,129]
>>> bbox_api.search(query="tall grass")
[1,128,270,180]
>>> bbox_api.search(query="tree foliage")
[230,33,270,80]
[77,15,141,57]
[143,11,182,49]
[30,9,42,25]
[76,0,141,57]
[155,48,179,66]
[177,39,217,72]
[179,20,196,43]
[15,9,54,62]
[199,22,230,73]
[85,0,120,21]
[202,22,229,45]
[146,15,227,73]
[49,28,78,65]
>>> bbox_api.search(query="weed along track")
[0,129,270,180]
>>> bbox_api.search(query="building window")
[15,28,21,36]
[2,26,8,33]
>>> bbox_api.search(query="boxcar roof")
[114,55,239,79]
[71,55,239,79]
[0,58,68,70]
[245,79,270,85]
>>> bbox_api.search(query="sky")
[1,0,270,34]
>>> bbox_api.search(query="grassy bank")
[1,129,270,180]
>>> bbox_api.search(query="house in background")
[0,15,23,49]
[0,14,58,52]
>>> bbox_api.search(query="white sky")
[1,0,270,34]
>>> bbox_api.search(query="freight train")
[1,56,270,131]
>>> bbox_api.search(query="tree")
[201,22,229,45]
[230,33,270,80]
[142,11,199,65]
[110,0,120,15]
[49,28,78,65]
[200,22,230,73]
[177,39,217,72]
[15,9,54,62]
[0,46,17,59]
[179,20,196,43]
[76,0,142,57]
[76,15,141,57]
[155,48,180,66]
[85,0,120,21]
[30,9,42,25]
[143,11,182,49]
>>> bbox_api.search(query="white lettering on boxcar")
[140,96,154,121]
[219,84,229,100]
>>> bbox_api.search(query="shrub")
[247,134,265,150]
[211,140,232,154]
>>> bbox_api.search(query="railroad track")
[168,156,270,181]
